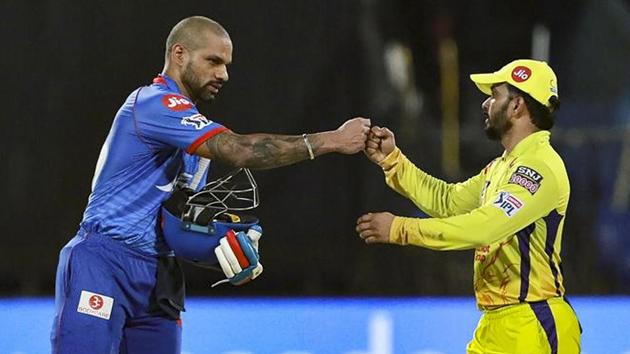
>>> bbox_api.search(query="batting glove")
[212,225,263,287]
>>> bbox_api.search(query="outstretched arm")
[366,126,483,217]
[357,158,561,251]
[194,117,370,170]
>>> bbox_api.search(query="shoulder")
[136,84,198,116]
[508,153,565,197]
[523,142,568,180]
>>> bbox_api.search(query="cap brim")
[469,73,502,96]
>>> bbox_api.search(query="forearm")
[379,148,471,218]
[386,158,561,252]
[389,201,541,251]
[389,213,501,251]
[202,130,338,170]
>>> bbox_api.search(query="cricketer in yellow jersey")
[356,59,581,354]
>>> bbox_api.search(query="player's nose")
[481,97,491,113]
[215,66,229,82]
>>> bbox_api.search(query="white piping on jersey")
[189,158,210,190]
[155,176,178,193]
[91,132,113,191]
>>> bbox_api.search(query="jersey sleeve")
[389,157,559,250]
[135,91,228,153]
[378,147,484,218]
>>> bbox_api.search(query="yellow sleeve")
[379,147,484,218]
[389,158,559,250]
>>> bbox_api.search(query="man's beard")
[484,101,512,141]
[182,62,216,103]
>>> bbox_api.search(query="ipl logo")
[493,191,523,217]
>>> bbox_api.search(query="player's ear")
[171,44,186,66]
[512,96,525,114]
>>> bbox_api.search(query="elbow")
[230,157,266,170]
[434,225,503,250]
[208,143,250,168]
[469,237,493,249]
[228,157,248,168]
[469,225,506,248]
[222,154,268,170]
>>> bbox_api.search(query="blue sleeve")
[134,89,228,153]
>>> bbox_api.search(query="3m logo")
[162,94,193,111]
[511,66,531,82]
[77,290,114,320]
[89,295,104,310]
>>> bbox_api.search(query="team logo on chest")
[508,166,543,195]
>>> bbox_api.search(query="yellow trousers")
[467,297,581,354]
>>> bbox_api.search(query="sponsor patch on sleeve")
[508,165,543,195]
[77,290,114,320]
[492,191,524,217]
[181,113,211,130]
[162,94,193,111]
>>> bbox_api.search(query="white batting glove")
[212,225,263,287]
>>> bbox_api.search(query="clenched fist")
[364,126,396,164]
[332,117,371,154]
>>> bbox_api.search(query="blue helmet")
[161,168,260,267]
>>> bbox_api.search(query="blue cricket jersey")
[80,74,227,256]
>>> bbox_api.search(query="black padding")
[150,256,185,320]
[194,208,215,225]
[162,188,193,216]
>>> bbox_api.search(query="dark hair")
[165,16,230,59]
[507,84,560,130]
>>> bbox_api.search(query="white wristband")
[302,133,315,160]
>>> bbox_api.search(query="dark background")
[2,0,629,296]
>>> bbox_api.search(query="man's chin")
[200,93,217,102]
[484,127,501,141]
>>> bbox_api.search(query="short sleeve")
[134,90,228,153]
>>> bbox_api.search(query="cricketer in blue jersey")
[52,16,371,354]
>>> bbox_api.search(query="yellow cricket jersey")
[380,131,570,310]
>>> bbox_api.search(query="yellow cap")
[470,59,558,108]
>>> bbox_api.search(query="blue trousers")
[51,231,182,354]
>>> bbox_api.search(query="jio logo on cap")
[511,66,532,82]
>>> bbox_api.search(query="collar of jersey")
[153,74,183,95]
[503,130,550,159]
